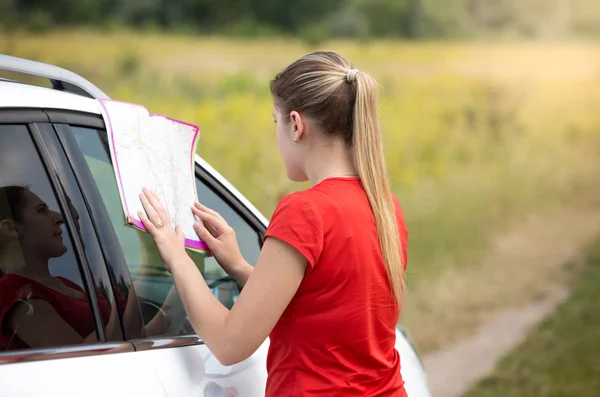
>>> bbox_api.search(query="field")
[3,30,600,353]
[465,240,600,397]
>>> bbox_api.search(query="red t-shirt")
[0,274,113,350]
[264,177,408,397]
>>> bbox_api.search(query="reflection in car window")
[0,125,107,351]
[70,126,261,337]
[196,182,261,307]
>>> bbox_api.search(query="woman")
[0,185,122,349]
[139,51,409,396]
[0,186,171,350]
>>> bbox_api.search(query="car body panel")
[139,342,270,397]
[0,348,166,397]
[0,80,101,114]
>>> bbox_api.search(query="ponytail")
[353,73,405,304]
[269,51,405,304]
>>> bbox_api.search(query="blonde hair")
[270,51,405,304]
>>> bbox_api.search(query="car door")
[0,113,167,397]
[57,115,269,397]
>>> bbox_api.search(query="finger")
[193,202,224,224]
[192,207,226,234]
[142,187,170,225]
[193,221,217,245]
[194,202,225,222]
[138,210,157,235]
[139,191,162,227]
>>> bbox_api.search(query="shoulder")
[266,191,326,268]
[0,274,36,298]
[272,190,321,216]
[0,275,65,306]
[277,189,324,205]
[0,275,55,325]
[273,188,333,216]
[0,274,27,287]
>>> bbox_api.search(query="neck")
[305,137,358,187]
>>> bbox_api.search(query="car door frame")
[0,108,135,364]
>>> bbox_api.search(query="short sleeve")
[264,193,324,270]
[0,276,47,337]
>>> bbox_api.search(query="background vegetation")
[2,2,600,392]
[4,30,599,352]
[2,0,600,42]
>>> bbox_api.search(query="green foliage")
[5,0,600,39]
[220,17,282,38]
[7,33,599,278]
[0,5,19,33]
[355,0,413,37]
[321,7,370,39]
[298,24,329,48]
[217,72,264,97]
[27,9,53,34]
[118,49,141,77]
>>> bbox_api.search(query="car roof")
[0,80,101,114]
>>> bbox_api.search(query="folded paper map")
[99,99,209,255]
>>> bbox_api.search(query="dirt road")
[420,204,600,397]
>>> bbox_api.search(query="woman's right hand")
[192,202,246,275]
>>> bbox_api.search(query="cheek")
[276,122,288,143]
[275,124,283,147]
[276,124,291,155]
[20,215,49,238]
[277,128,293,159]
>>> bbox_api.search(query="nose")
[52,210,65,226]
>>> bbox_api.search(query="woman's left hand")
[138,187,187,272]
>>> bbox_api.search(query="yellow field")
[4,29,600,352]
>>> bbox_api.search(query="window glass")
[0,125,102,352]
[71,126,261,337]
[196,182,260,307]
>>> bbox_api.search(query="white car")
[0,55,431,397]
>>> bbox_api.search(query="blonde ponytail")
[269,51,405,304]
[353,73,405,304]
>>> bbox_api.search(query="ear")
[0,219,18,238]
[289,111,305,142]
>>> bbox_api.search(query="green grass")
[464,241,600,397]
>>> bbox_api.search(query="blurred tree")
[2,0,600,40]
[355,0,413,37]
[10,0,102,24]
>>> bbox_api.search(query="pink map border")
[99,98,210,254]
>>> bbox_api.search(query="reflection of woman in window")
[0,185,125,350]
[0,186,179,350]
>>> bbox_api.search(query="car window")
[0,124,104,352]
[196,181,261,307]
[69,125,261,338]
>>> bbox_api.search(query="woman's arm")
[5,296,121,348]
[171,237,305,365]
[223,261,254,287]
[138,188,306,365]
